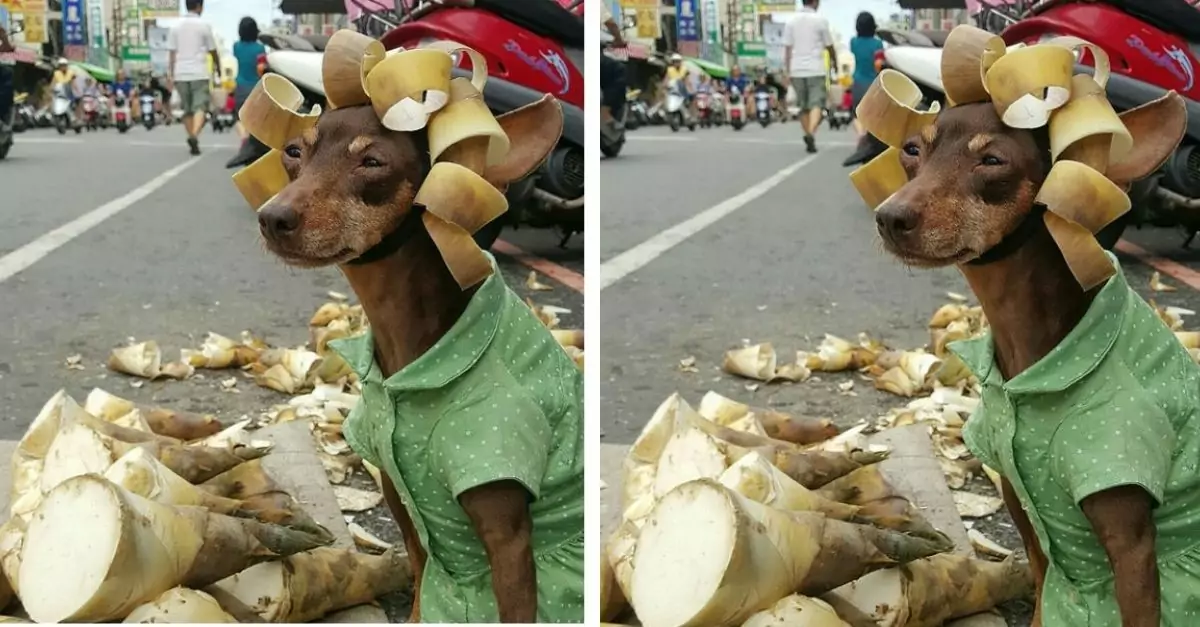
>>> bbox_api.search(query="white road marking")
[16,137,83,144]
[125,140,236,149]
[0,158,204,283]
[600,153,821,290]
[626,135,698,141]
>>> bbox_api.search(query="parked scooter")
[51,83,79,135]
[139,92,157,130]
[12,93,34,133]
[627,88,648,129]
[665,79,696,132]
[113,93,131,133]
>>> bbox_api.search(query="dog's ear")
[1108,91,1187,184]
[485,95,564,187]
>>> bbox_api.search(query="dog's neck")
[958,221,1096,381]
[339,228,473,378]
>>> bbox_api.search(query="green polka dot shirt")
[956,254,1200,626]
[331,256,584,623]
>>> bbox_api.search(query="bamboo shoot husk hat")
[232,30,514,289]
[851,25,1157,290]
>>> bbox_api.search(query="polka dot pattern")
[330,257,585,623]
[953,255,1200,625]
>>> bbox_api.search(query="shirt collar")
[948,252,1129,395]
[330,254,508,393]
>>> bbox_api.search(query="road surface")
[600,122,1200,625]
[0,128,584,621]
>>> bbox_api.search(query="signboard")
[676,0,697,41]
[139,0,179,19]
[757,0,795,12]
[87,0,104,62]
[62,0,84,45]
[634,8,659,39]
[122,44,150,61]
[701,0,721,62]
[618,0,656,7]
[147,25,169,74]
[762,22,784,45]
[736,40,766,57]
[19,0,45,43]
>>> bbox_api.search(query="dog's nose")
[875,204,919,238]
[258,203,300,239]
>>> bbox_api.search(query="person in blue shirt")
[228,16,265,166]
[111,68,136,108]
[849,12,883,138]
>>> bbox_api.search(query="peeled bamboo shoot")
[123,587,237,623]
[19,475,333,623]
[742,595,851,627]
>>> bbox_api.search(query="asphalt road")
[0,127,583,622]
[599,121,1200,625]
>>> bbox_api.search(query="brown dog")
[875,96,1192,627]
[256,101,570,623]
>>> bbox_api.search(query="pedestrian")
[783,0,837,153]
[166,0,220,156]
[599,2,628,142]
[231,17,265,143]
[849,12,883,138]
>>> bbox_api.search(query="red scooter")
[986,0,1200,244]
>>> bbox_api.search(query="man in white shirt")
[167,0,220,156]
[784,0,836,153]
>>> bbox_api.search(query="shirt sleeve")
[205,25,217,52]
[962,406,1003,473]
[166,27,177,51]
[821,18,834,47]
[429,384,553,501]
[1050,389,1175,507]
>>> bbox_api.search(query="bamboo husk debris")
[608,391,1033,627]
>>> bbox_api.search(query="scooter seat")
[474,0,584,49]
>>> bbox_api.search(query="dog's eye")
[361,157,383,168]
[902,142,920,157]
[284,145,302,159]
[981,155,1004,166]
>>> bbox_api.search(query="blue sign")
[63,0,86,46]
[676,0,699,41]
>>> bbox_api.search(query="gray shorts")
[176,79,210,114]
[791,75,828,111]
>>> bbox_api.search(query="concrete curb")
[600,424,1006,627]
[0,421,386,623]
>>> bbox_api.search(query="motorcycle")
[709,90,727,126]
[851,1,1200,248]
[13,93,34,133]
[626,88,648,130]
[139,93,157,130]
[695,91,713,128]
[664,79,696,132]
[80,94,100,131]
[754,89,773,127]
[113,93,131,133]
[232,0,586,247]
[727,85,747,130]
[97,95,111,129]
[51,83,79,135]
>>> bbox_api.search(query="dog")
[874,96,1200,626]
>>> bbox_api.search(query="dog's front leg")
[1001,478,1047,621]
[1082,485,1160,627]
[381,474,427,623]
[459,480,537,623]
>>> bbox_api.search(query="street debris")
[63,355,83,371]
[602,392,1033,626]
[525,271,554,291]
[677,356,699,373]
[1150,271,1177,292]
[1,389,410,623]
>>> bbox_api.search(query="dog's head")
[255,98,562,268]
[874,93,1187,268]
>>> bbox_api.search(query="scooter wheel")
[688,124,697,131]
[669,121,680,132]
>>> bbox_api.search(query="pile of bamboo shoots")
[0,390,412,623]
[602,392,1033,627]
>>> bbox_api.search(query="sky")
[811,0,903,40]
[154,0,278,50]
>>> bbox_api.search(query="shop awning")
[684,56,729,78]
[71,62,114,82]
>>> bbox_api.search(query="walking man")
[167,0,220,156]
[783,0,836,153]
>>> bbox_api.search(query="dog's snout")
[258,203,300,239]
[875,204,919,239]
